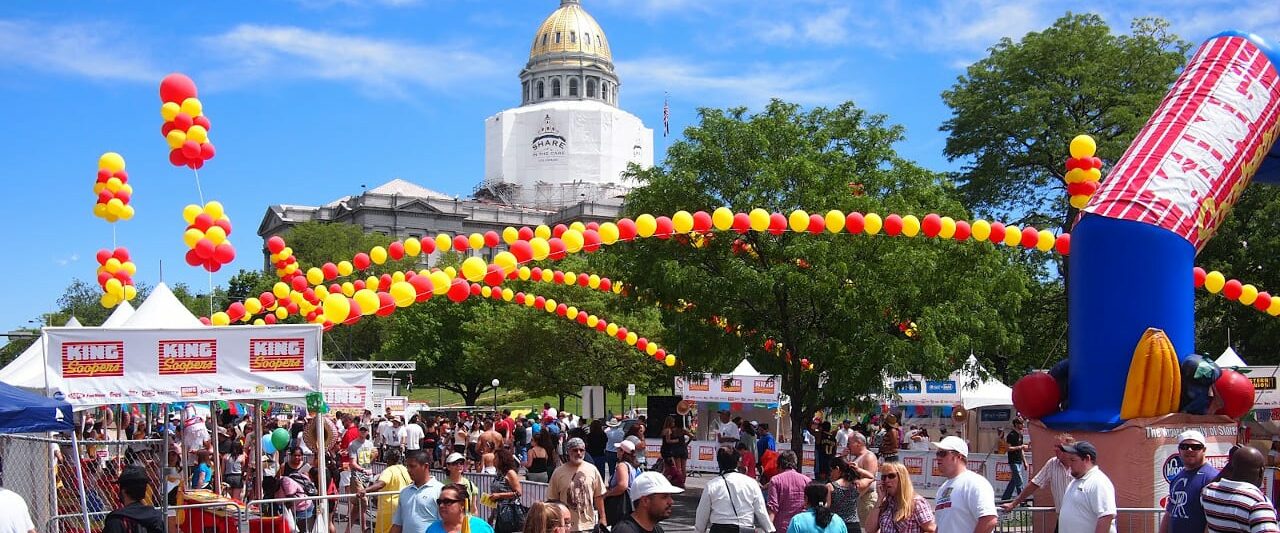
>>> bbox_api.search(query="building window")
[523,82,529,103]
[570,31,576,43]
[542,34,548,46]
[555,32,561,44]
[601,82,609,102]
[569,78,578,97]
[552,78,561,97]
[537,81,545,99]
[584,34,591,45]
[587,78,597,98]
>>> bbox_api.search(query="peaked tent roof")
[0,379,73,433]
[122,282,202,328]
[1216,347,1248,368]
[729,359,763,377]
[0,317,84,391]
[101,301,135,327]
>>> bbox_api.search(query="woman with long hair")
[660,416,689,477]
[427,483,495,533]
[222,441,246,500]
[586,420,609,474]
[491,449,525,533]
[523,428,557,483]
[521,502,568,533]
[786,482,847,533]
[602,440,639,525]
[825,457,872,532]
[866,462,934,533]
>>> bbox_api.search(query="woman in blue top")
[786,482,848,533]
[428,483,494,533]
[190,450,213,490]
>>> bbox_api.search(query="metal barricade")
[995,506,1164,533]
[47,500,246,533]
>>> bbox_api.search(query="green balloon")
[271,427,290,451]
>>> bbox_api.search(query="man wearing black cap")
[103,465,164,533]
[1059,441,1116,533]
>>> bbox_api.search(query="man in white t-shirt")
[0,487,37,533]
[716,411,740,443]
[401,418,424,451]
[835,420,854,457]
[1058,441,1116,533]
[1001,432,1075,512]
[933,436,997,533]
[377,416,394,448]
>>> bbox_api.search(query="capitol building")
[257,0,654,263]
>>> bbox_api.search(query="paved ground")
[662,473,709,533]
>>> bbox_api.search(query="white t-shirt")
[402,423,424,450]
[935,469,997,533]
[1059,466,1116,533]
[0,488,35,533]
[835,428,853,453]
[718,420,741,440]
[377,420,394,444]
[385,425,403,446]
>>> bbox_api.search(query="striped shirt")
[1201,479,1280,532]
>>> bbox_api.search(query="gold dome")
[528,0,611,64]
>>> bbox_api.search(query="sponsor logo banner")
[62,341,125,378]
[249,338,305,372]
[158,340,217,375]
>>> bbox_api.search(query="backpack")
[288,472,318,497]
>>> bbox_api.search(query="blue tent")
[0,379,72,433]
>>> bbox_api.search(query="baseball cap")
[618,440,636,454]
[933,436,969,457]
[446,452,466,464]
[1060,440,1098,460]
[630,471,684,501]
[1178,430,1206,446]
[566,437,586,450]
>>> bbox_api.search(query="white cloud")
[55,253,79,267]
[0,19,162,82]
[202,25,502,98]
[617,56,864,108]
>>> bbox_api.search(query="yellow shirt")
[376,464,412,533]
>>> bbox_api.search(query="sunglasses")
[880,473,897,480]
[437,498,463,506]
[1179,443,1205,451]
[935,451,954,458]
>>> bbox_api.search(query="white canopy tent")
[886,355,1014,410]
[0,316,84,392]
[1216,347,1248,369]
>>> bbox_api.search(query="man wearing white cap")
[1161,430,1218,533]
[611,472,685,533]
[933,436,997,533]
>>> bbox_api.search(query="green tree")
[616,100,1035,456]
[382,297,502,406]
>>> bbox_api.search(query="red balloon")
[1090,157,1103,169]
[214,218,233,237]
[548,238,567,260]
[160,73,198,104]
[692,211,712,232]
[113,170,128,182]
[380,274,393,288]
[453,235,469,252]
[267,236,286,254]
[883,214,903,236]
[552,270,566,284]
[1192,267,1206,288]
[227,302,246,321]
[510,240,533,262]
[484,265,505,287]
[353,252,371,270]
[188,158,204,170]
[344,300,362,325]
[181,140,201,159]
[518,226,535,241]
[655,216,674,239]
[469,283,483,296]
[419,236,436,254]
[376,292,396,317]
[194,239,215,259]
[768,213,786,236]
[169,149,187,167]
[553,224,568,238]
[193,115,211,130]
[260,293,276,307]
[599,278,612,292]
[636,338,648,351]
[200,317,212,326]
[845,212,864,234]
[1020,227,1039,248]
[203,259,221,273]
[484,231,500,248]
[596,320,608,332]
[555,303,568,316]
[617,218,638,241]
[213,243,236,264]
[1054,233,1071,255]
[655,348,666,360]
[322,262,339,280]
[161,121,177,137]
[447,279,470,303]
[807,214,825,234]
[1012,372,1061,419]
[988,222,1006,244]
[291,276,308,291]
[732,213,751,234]
[1214,369,1256,419]
[387,241,405,260]
[1255,292,1272,312]
[615,327,628,340]
[1224,279,1244,300]
[530,267,543,280]
[98,191,113,204]
[577,273,590,286]
[200,142,216,161]
[303,287,318,303]
[264,314,277,325]
[352,280,365,291]
[95,249,113,264]
[115,190,131,204]
[173,113,194,131]
[410,275,433,301]
[534,296,546,309]
[954,220,971,241]
[97,271,113,286]
[583,230,602,252]
[921,214,942,237]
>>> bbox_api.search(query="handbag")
[716,474,756,533]
[495,500,529,533]
[604,464,635,525]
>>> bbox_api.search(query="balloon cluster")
[96,247,138,308]
[182,201,236,272]
[266,236,302,280]
[92,153,135,222]
[159,73,216,170]
[1194,266,1280,315]
[1065,135,1103,209]
[761,338,812,370]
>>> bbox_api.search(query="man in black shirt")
[1001,418,1028,502]
[103,466,164,533]
[611,471,685,533]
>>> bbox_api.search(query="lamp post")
[492,378,500,413]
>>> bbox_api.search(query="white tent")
[0,316,89,391]
[887,355,1013,410]
[121,283,202,327]
[1216,347,1248,369]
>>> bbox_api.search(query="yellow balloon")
[253,319,265,326]
[119,183,133,196]
[1069,195,1090,209]
[245,298,262,315]
[502,227,519,245]
[1069,135,1096,159]
[1036,230,1055,252]
[518,266,531,281]
[672,211,694,234]
[712,207,734,230]
[569,221,586,233]
[1003,226,1021,246]
[544,298,557,313]
[598,223,619,245]
[404,237,421,257]
[100,293,119,308]
[462,257,487,282]
[502,288,514,301]
[481,286,492,298]
[939,217,957,239]
[392,271,406,283]
[98,152,125,172]
[120,205,135,220]
[469,233,485,250]
[105,278,124,297]
[626,332,638,345]
[106,198,124,215]
[273,282,290,299]
[205,225,227,245]
[103,258,122,273]
[341,282,356,297]
[186,125,208,143]
[824,210,845,233]
[901,215,921,237]
[1240,284,1259,305]
[748,209,770,232]
[587,315,599,328]
[1205,271,1225,293]
[606,323,619,336]
[323,293,350,323]
[788,210,809,233]
[1269,297,1280,316]
[563,271,576,285]
[1084,168,1102,182]
[444,266,457,278]
[204,201,225,220]
[93,183,107,195]
[390,281,417,307]
[211,312,230,326]
[167,129,187,149]
[306,268,324,285]
[562,229,584,253]
[1064,168,1086,184]
[337,261,354,276]
[665,355,676,367]
[588,274,601,289]
[636,214,657,238]
[863,213,883,235]
[370,245,388,265]
[365,276,380,292]
[93,203,109,218]
[494,251,518,275]
[971,220,991,242]
[646,343,658,356]
[161,102,181,121]
[565,306,577,319]
[430,271,452,295]
[354,289,379,316]
[183,228,204,248]
[123,285,137,301]
[180,97,203,117]
[535,225,552,240]
[275,307,289,320]
[427,233,446,252]
[530,237,550,261]
[105,177,123,193]
[541,268,554,282]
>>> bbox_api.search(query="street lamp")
[491,379,500,413]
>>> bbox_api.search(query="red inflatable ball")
[1012,372,1061,419]
[1214,369,1255,419]
[160,73,198,104]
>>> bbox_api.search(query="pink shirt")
[767,469,811,532]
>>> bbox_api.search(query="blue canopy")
[0,380,73,433]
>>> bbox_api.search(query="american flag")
[663,93,670,137]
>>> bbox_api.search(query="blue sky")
[0,0,1276,334]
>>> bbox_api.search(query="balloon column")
[92,152,135,222]
[182,201,236,272]
[1065,135,1103,209]
[95,247,137,308]
[159,73,216,170]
